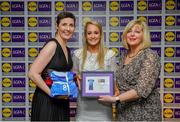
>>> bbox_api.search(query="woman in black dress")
[28,12,76,121]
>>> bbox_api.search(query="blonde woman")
[73,20,118,121]
[99,19,162,121]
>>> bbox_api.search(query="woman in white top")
[73,20,119,121]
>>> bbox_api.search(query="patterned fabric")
[116,48,162,121]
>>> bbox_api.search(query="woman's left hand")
[98,95,116,103]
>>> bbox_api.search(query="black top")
[42,38,73,80]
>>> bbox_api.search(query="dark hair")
[56,12,76,25]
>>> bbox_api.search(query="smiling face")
[56,17,75,41]
[126,24,143,48]
[86,24,101,48]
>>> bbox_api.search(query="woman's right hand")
[75,74,81,90]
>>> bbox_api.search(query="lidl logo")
[28,1,37,11]
[165,16,175,26]
[110,32,119,42]
[55,1,64,11]
[2,108,12,117]
[28,17,38,27]
[165,31,175,42]
[165,47,175,57]
[2,63,12,73]
[166,0,175,10]
[1,17,10,27]
[110,17,119,27]
[164,93,174,103]
[137,0,147,11]
[1,1,10,11]
[163,108,173,118]
[164,78,174,88]
[1,32,11,42]
[109,1,119,11]
[2,78,12,87]
[164,63,174,73]
[82,1,92,11]
[28,32,38,42]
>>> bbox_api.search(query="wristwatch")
[115,96,121,105]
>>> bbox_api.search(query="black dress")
[31,38,73,121]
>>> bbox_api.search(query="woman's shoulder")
[74,48,83,57]
[105,49,116,59]
[144,48,160,59]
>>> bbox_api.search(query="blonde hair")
[82,20,107,69]
[121,19,151,50]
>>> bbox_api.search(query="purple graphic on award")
[120,16,134,26]
[175,78,180,88]
[93,1,106,11]
[148,16,161,26]
[11,1,24,11]
[120,1,133,11]
[12,63,25,72]
[12,32,25,42]
[13,108,26,117]
[13,93,25,102]
[12,48,25,57]
[175,63,180,72]
[38,17,51,27]
[176,16,180,26]
[38,2,51,11]
[39,32,52,42]
[11,17,24,27]
[150,32,161,42]
[66,1,79,11]
[174,109,180,118]
[148,1,162,10]
[176,47,180,57]
[13,78,25,87]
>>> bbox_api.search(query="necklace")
[127,49,142,58]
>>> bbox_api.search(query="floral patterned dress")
[116,48,162,121]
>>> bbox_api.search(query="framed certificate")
[81,71,114,97]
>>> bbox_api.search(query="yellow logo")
[110,17,119,27]
[110,32,119,42]
[109,1,119,11]
[165,16,175,26]
[28,48,38,57]
[2,78,12,87]
[164,63,174,73]
[1,32,11,42]
[2,63,12,73]
[1,17,10,27]
[163,108,173,118]
[165,47,175,57]
[166,0,175,10]
[137,16,147,22]
[28,32,38,42]
[55,1,64,11]
[29,93,34,102]
[2,48,11,57]
[28,1,37,11]
[28,17,38,27]
[164,93,174,103]
[29,79,36,88]
[137,0,147,11]
[82,17,91,26]
[82,1,92,11]
[1,1,10,11]
[2,93,12,102]
[165,31,175,42]
[111,47,119,57]
[164,78,174,88]
[2,108,12,117]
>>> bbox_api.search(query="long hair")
[121,19,151,50]
[81,21,107,70]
